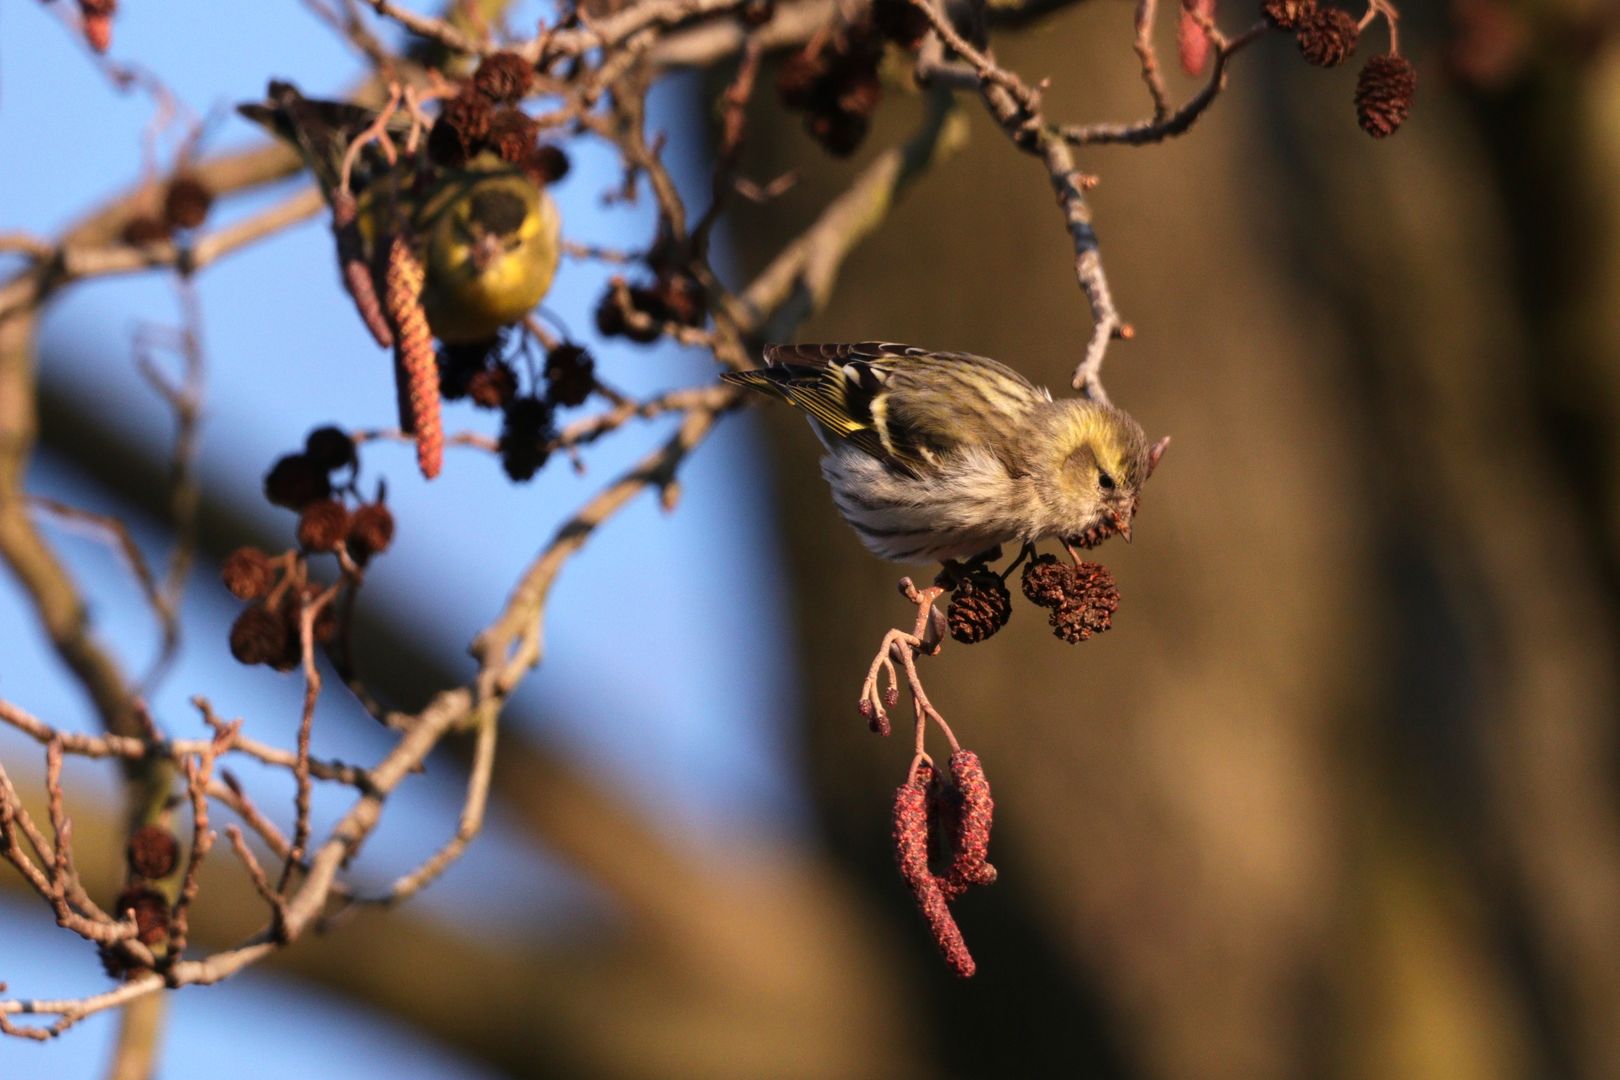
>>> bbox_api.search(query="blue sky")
[0,2,803,1074]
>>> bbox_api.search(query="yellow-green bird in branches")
[723,342,1168,564]
[238,81,560,344]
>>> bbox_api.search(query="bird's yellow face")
[1045,402,1154,545]
[421,167,560,343]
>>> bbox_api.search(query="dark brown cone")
[347,503,395,561]
[467,361,518,409]
[428,90,495,167]
[1260,0,1316,31]
[1048,562,1120,643]
[739,0,774,27]
[656,273,707,327]
[947,571,1012,644]
[1021,554,1069,608]
[271,591,306,672]
[1355,54,1417,137]
[837,70,883,117]
[126,824,180,880]
[304,426,357,472]
[776,51,826,111]
[471,51,534,103]
[499,397,554,482]
[776,20,884,157]
[544,344,596,407]
[297,499,350,553]
[120,215,170,247]
[807,110,869,157]
[1296,6,1358,67]
[162,176,214,230]
[593,287,629,338]
[624,287,671,341]
[98,944,132,980]
[229,606,287,666]
[222,547,275,601]
[487,108,540,166]
[872,0,929,48]
[263,454,330,510]
[527,144,570,185]
[438,338,498,400]
[114,886,169,946]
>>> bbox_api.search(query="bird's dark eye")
[1098,471,1115,491]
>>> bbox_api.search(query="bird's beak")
[1109,509,1132,543]
[470,233,503,272]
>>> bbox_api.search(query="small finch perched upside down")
[724,342,1168,564]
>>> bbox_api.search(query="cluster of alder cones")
[945,555,1122,646]
[222,428,393,670]
[1262,0,1417,137]
[101,823,182,976]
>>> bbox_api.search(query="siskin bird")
[238,81,560,344]
[723,342,1168,564]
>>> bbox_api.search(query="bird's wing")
[237,81,412,198]
[723,342,1048,476]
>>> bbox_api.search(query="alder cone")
[222,547,274,600]
[947,571,1011,643]
[126,824,180,880]
[1355,54,1417,138]
[1048,562,1120,643]
[1021,554,1069,607]
[1296,7,1358,67]
[1261,0,1315,30]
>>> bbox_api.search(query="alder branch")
[1,0,1297,1025]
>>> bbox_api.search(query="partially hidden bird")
[238,80,560,345]
[723,342,1168,564]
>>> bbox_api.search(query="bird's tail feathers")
[720,364,826,403]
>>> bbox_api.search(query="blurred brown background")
[15,1,1620,1077]
[726,1,1620,1076]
